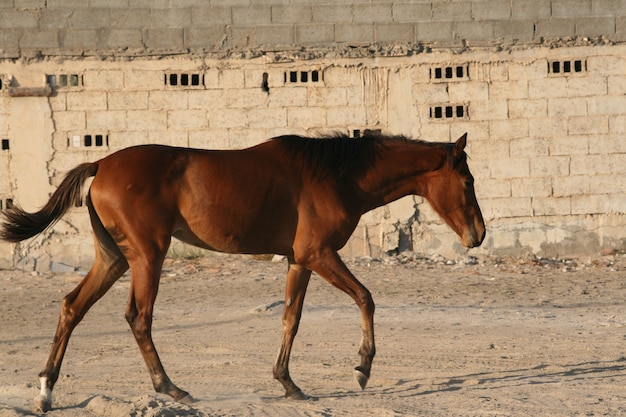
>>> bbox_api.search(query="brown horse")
[0,132,484,412]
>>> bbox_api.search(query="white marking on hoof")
[35,377,52,412]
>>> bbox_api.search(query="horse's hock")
[1,2,626,270]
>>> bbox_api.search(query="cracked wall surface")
[0,3,625,270]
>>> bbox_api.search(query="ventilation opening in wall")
[429,104,467,120]
[0,198,13,211]
[47,74,83,89]
[284,70,322,84]
[69,134,109,148]
[1,139,8,150]
[165,73,205,88]
[430,65,469,81]
[351,128,382,138]
[548,59,586,75]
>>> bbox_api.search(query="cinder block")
[567,77,607,97]
[126,110,167,131]
[144,28,184,49]
[256,25,295,47]
[576,17,616,37]
[248,108,287,129]
[608,75,626,95]
[535,18,576,37]
[568,116,609,135]
[472,1,511,20]
[185,26,228,49]
[588,95,626,116]
[267,87,308,108]
[125,70,163,91]
[469,99,508,121]
[326,104,366,127]
[168,109,207,130]
[510,137,549,157]
[570,154,612,176]
[272,6,311,24]
[208,108,249,129]
[71,9,110,29]
[489,157,530,179]
[448,81,489,102]
[546,97,586,117]
[587,55,625,76]
[508,60,546,80]
[609,153,626,173]
[571,194,610,215]
[54,111,86,131]
[512,0,551,19]
[87,110,126,131]
[489,80,528,100]
[532,197,571,216]
[552,0,591,17]
[477,178,512,198]
[494,19,535,41]
[335,23,374,43]
[150,8,192,28]
[528,77,568,99]
[552,173,589,197]
[530,155,570,177]
[148,130,189,148]
[83,70,124,90]
[432,1,472,22]
[99,29,144,49]
[108,91,148,110]
[189,129,230,150]
[455,21,495,41]
[149,91,188,110]
[218,69,245,89]
[528,116,568,137]
[233,6,271,25]
[308,87,348,108]
[512,177,551,197]
[550,135,589,156]
[61,30,98,51]
[392,3,431,22]
[0,9,38,29]
[413,83,449,102]
[489,118,529,139]
[67,92,107,111]
[20,29,59,49]
[485,197,532,218]
[188,90,224,110]
[470,140,509,159]
[589,175,624,194]
[353,4,392,23]
[296,24,334,45]
[508,98,547,119]
[225,88,268,109]
[191,6,232,26]
[287,107,326,128]
[375,23,414,43]
[416,21,454,42]
[39,9,72,29]
[312,5,352,23]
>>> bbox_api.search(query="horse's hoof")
[176,394,198,405]
[35,395,52,413]
[354,367,369,390]
[286,389,309,400]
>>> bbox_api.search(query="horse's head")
[423,133,485,248]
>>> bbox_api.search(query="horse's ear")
[453,133,467,159]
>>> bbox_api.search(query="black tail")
[0,162,98,243]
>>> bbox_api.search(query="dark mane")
[272,133,431,179]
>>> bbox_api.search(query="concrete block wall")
[0,2,626,269]
[2,42,626,270]
[1,1,625,59]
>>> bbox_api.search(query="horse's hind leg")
[124,247,194,404]
[273,259,312,399]
[36,237,129,412]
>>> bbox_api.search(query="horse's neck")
[356,143,446,213]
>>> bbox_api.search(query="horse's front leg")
[273,259,312,399]
[305,249,376,390]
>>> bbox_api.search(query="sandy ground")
[1,251,626,417]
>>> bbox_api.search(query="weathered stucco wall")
[0,1,625,270]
